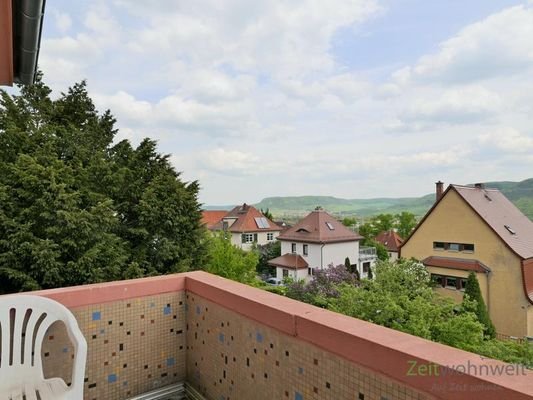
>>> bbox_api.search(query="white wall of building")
[231,231,280,251]
[276,266,309,282]
[281,240,359,270]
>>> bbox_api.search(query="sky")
[27,0,533,204]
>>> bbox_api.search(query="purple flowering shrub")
[285,263,359,307]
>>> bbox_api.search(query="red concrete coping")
[11,271,533,399]
[31,273,186,308]
[185,271,533,400]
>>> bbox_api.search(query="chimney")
[474,183,485,189]
[435,181,444,202]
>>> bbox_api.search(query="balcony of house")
[1,271,533,400]
[359,246,377,262]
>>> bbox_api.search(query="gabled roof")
[423,256,491,273]
[278,209,362,244]
[268,253,309,270]
[212,204,281,233]
[375,230,403,252]
[201,210,228,229]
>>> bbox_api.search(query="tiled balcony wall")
[3,272,533,400]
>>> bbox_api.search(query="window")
[459,278,467,291]
[242,233,255,243]
[433,242,475,253]
[448,243,460,251]
[445,277,457,289]
[303,244,308,256]
[222,221,229,231]
[363,262,370,273]
[267,233,274,241]
[325,222,335,230]
[282,269,289,277]
[308,267,313,276]
[431,274,444,287]
[433,242,445,250]
[291,243,296,253]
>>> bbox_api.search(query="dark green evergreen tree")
[463,272,496,338]
[0,74,207,293]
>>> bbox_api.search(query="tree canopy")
[0,76,207,293]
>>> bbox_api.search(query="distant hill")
[250,178,533,219]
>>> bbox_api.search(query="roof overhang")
[422,256,491,273]
[0,0,46,86]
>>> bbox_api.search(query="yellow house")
[400,182,533,339]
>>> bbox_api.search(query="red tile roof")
[278,209,362,244]
[375,230,403,252]
[201,210,228,229]
[212,204,281,233]
[422,256,490,273]
[268,253,309,270]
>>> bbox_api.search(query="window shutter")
[242,234,246,243]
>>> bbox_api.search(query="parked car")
[265,277,283,286]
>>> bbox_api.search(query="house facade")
[209,204,281,251]
[375,230,403,260]
[400,182,533,339]
[269,208,376,281]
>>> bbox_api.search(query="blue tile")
[100,329,105,334]
[123,381,128,386]
[150,302,155,308]
[256,332,263,343]
[298,367,304,374]
[166,357,175,366]
[62,347,68,353]
[295,392,303,400]
[219,333,225,343]
[164,306,171,315]
[108,374,117,383]
[92,311,101,321]
[196,305,201,315]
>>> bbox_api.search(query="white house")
[208,204,282,251]
[269,208,376,281]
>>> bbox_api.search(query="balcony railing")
[1,272,532,400]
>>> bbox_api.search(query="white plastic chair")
[0,295,87,400]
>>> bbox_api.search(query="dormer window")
[504,225,516,235]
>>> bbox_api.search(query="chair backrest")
[0,295,87,396]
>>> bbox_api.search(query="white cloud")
[478,128,533,153]
[53,11,72,33]
[396,5,533,85]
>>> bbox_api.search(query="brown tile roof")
[268,253,309,269]
[201,210,228,229]
[212,204,281,233]
[375,230,403,252]
[453,185,533,260]
[422,256,490,273]
[277,209,362,244]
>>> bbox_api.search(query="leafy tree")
[0,75,207,293]
[372,213,395,233]
[341,216,357,228]
[205,232,258,284]
[260,208,274,221]
[255,240,281,276]
[395,211,417,239]
[463,272,496,338]
[329,260,485,345]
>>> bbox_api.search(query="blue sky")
[34,0,533,204]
